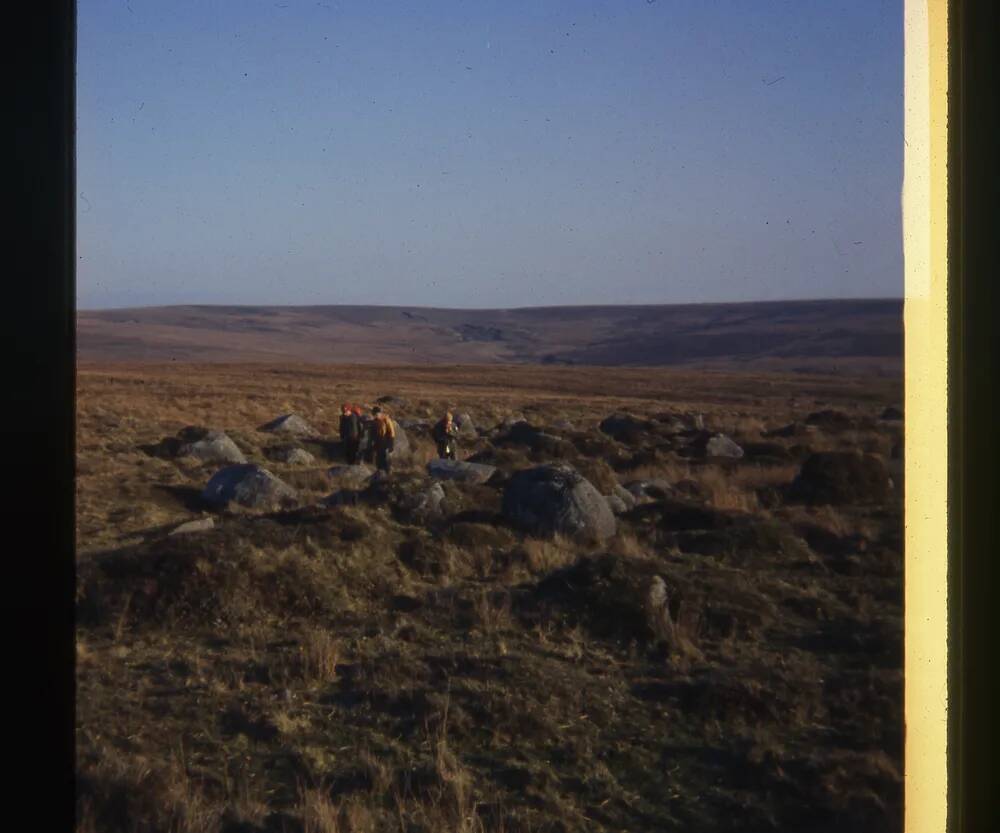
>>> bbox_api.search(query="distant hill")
[77,299,902,373]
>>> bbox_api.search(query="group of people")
[337,404,463,475]
[337,403,397,472]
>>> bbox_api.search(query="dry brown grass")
[300,627,341,686]
[75,361,903,833]
[519,535,578,574]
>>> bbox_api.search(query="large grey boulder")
[502,464,616,541]
[327,464,375,489]
[259,413,316,437]
[454,412,477,438]
[427,459,496,484]
[389,422,412,460]
[179,431,247,464]
[202,464,298,511]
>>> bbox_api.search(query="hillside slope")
[77,299,902,371]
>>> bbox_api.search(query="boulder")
[270,446,315,465]
[605,493,629,515]
[390,423,412,460]
[396,482,447,524]
[398,418,430,432]
[704,434,745,459]
[202,464,297,511]
[327,464,375,489]
[454,412,477,438]
[496,413,528,432]
[259,414,316,437]
[684,432,744,459]
[168,517,215,536]
[502,464,616,541]
[178,430,247,464]
[612,483,638,510]
[653,414,689,434]
[599,413,654,444]
[788,452,892,505]
[427,459,497,484]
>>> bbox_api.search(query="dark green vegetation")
[76,364,903,833]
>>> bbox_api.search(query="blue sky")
[77,0,903,309]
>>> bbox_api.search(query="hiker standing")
[339,403,361,464]
[357,405,375,464]
[432,411,460,460]
[371,406,396,474]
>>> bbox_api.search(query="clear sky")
[77,0,903,310]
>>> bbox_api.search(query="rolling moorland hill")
[77,298,902,373]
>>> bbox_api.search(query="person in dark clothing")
[339,403,361,464]
[371,406,396,474]
[356,405,375,464]
[432,411,459,460]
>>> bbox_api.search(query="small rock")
[271,446,315,465]
[327,464,375,489]
[168,517,215,536]
[704,434,744,459]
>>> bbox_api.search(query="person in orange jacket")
[370,406,396,474]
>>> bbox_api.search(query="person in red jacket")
[339,403,361,464]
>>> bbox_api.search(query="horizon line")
[78,296,905,314]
